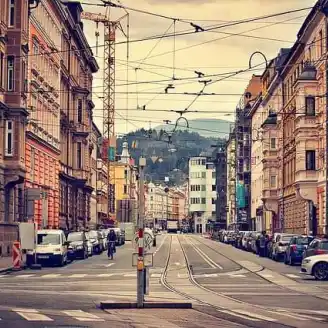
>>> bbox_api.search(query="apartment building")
[226,133,236,228]
[59,1,99,231]
[235,75,262,230]
[188,156,216,233]
[0,0,35,255]
[145,182,166,228]
[26,0,62,229]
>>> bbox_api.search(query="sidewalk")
[0,256,13,273]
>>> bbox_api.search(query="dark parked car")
[303,238,328,259]
[284,235,314,265]
[67,231,88,260]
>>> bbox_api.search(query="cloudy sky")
[80,0,317,136]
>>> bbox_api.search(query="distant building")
[188,157,216,233]
[226,132,236,227]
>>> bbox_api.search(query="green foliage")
[117,129,222,185]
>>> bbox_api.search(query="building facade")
[0,0,34,256]
[213,143,227,229]
[188,156,216,233]
[26,0,62,229]
[226,133,236,228]
[235,75,261,230]
[59,1,99,232]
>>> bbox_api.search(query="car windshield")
[37,234,60,245]
[295,236,312,245]
[67,233,83,242]
[319,241,328,249]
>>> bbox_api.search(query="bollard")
[12,241,22,271]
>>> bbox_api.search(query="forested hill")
[116,129,223,185]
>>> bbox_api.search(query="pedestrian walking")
[259,231,266,257]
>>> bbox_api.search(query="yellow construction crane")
[81,9,128,225]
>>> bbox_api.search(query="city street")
[0,234,328,327]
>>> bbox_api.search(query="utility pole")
[137,156,146,308]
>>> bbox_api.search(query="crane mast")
[81,10,127,225]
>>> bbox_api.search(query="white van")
[27,229,68,266]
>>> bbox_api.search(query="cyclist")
[107,229,117,260]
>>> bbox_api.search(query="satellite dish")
[245,92,252,99]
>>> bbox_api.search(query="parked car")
[271,233,296,261]
[99,230,108,250]
[284,235,314,265]
[27,229,68,267]
[303,238,328,259]
[113,228,125,246]
[67,231,89,260]
[88,230,102,254]
[301,254,328,280]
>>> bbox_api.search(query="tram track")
[189,235,328,304]
[159,234,297,328]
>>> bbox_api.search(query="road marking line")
[228,274,246,278]
[260,274,274,278]
[16,275,35,278]
[313,310,328,316]
[63,310,104,322]
[68,274,87,278]
[174,262,181,265]
[105,263,115,268]
[151,273,162,278]
[14,309,53,321]
[188,238,223,269]
[204,274,218,278]
[230,309,277,322]
[41,274,61,278]
[97,273,115,277]
[220,310,260,321]
[285,274,301,279]
[124,273,137,277]
[277,310,324,321]
[267,310,308,321]
[177,273,188,278]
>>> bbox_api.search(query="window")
[212,185,216,191]
[124,169,128,179]
[270,175,277,188]
[77,142,82,169]
[201,172,206,178]
[7,56,14,91]
[201,198,206,204]
[270,138,276,149]
[305,96,315,116]
[5,120,13,156]
[319,30,323,56]
[123,185,128,194]
[0,52,4,88]
[77,99,82,123]
[8,0,15,27]
[306,150,316,170]
[212,198,216,204]
[30,148,35,182]
[212,171,216,178]
[201,185,206,191]
[22,60,27,92]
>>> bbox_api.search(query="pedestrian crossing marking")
[14,309,53,321]
[230,309,277,322]
[267,310,308,321]
[228,274,246,278]
[16,274,34,278]
[67,274,87,278]
[98,273,115,277]
[150,273,162,278]
[41,274,60,278]
[285,274,301,279]
[63,310,104,322]
[220,309,260,321]
[260,274,274,278]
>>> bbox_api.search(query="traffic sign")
[134,232,153,251]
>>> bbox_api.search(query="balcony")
[295,170,317,183]
[295,116,318,132]
[72,122,89,137]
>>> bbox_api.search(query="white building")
[145,182,167,228]
[189,157,216,233]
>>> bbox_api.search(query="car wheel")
[313,262,328,281]
[58,255,65,267]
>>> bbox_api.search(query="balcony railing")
[295,170,317,182]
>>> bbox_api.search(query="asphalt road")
[0,233,328,328]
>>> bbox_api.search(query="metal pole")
[137,157,146,307]
[325,11,328,235]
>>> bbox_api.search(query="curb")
[100,301,192,309]
[0,267,12,274]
